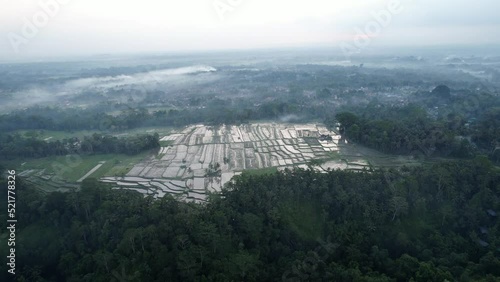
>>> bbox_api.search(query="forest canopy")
[1,158,499,281]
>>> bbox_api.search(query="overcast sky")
[1,0,499,59]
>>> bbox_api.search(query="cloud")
[64,65,218,89]
[1,65,220,111]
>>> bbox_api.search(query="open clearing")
[9,152,151,193]
[14,123,421,202]
[77,161,106,182]
[103,123,377,203]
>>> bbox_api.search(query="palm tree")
[204,162,222,191]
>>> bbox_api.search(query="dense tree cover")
[410,88,499,121]
[329,85,500,161]
[0,107,156,132]
[1,158,499,281]
[0,133,159,159]
[472,107,500,162]
[3,59,489,113]
[332,104,500,164]
[79,133,160,156]
[332,104,471,158]
[1,85,497,153]
[0,103,310,133]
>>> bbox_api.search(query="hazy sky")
[1,0,499,59]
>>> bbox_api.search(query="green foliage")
[333,105,469,158]
[280,200,325,241]
[1,159,499,281]
[331,89,500,163]
[0,132,159,159]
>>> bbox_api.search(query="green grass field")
[337,143,422,168]
[14,129,100,141]
[7,151,151,182]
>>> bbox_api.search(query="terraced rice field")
[103,123,371,203]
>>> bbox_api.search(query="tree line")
[0,101,318,133]
[1,158,499,281]
[0,133,159,160]
[332,103,498,162]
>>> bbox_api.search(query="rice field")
[13,123,421,203]
[12,123,420,202]
[104,123,370,203]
